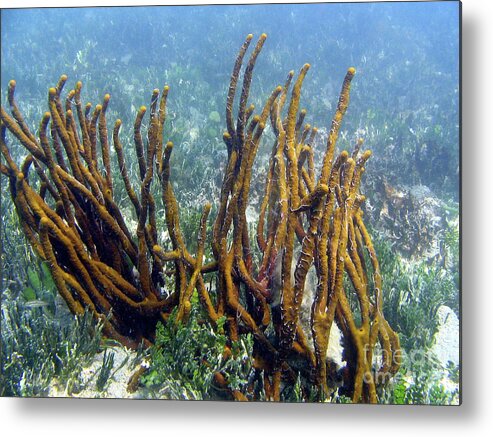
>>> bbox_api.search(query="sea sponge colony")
[0,34,400,402]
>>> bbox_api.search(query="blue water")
[1,1,459,196]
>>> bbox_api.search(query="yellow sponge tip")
[40,217,50,227]
[348,67,356,75]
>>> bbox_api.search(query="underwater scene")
[0,1,460,404]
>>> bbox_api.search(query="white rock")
[430,305,459,367]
